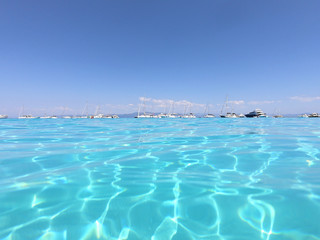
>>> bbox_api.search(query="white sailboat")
[135,99,153,118]
[18,106,39,119]
[220,96,238,118]
[181,104,196,118]
[61,107,73,118]
[203,104,215,118]
[74,102,89,118]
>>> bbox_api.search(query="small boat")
[135,113,154,118]
[272,109,283,118]
[181,113,196,118]
[93,113,104,118]
[221,112,239,118]
[299,114,309,118]
[220,96,239,118]
[203,113,215,118]
[0,115,8,119]
[61,106,73,118]
[18,106,39,119]
[40,115,58,119]
[181,104,196,118]
[167,113,179,118]
[19,115,39,119]
[157,113,168,118]
[203,104,215,118]
[135,100,155,118]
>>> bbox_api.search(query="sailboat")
[272,108,283,118]
[135,99,153,118]
[181,104,196,118]
[203,104,215,118]
[167,101,179,118]
[220,96,238,118]
[61,107,73,119]
[18,106,39,119]
[93,106,104,118]
[75,102,89,118]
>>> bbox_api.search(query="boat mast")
[220,95,228,115]
[95,105,100,116]
[82,102,88,117]
[143,99,146,115]
[137,103,141,117]
[204,104,208,116]
[19,106,24,118]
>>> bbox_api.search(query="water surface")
[0,118,319,239]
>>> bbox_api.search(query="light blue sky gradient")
[1,0,320,116]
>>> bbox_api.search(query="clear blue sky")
[1,0,320,115]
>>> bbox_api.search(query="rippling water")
[0,118,320,240]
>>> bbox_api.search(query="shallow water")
[0,118,319,240]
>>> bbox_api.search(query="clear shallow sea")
[0,118,319,240]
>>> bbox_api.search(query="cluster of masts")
[136,100,197,118]
[0,104,119,119]
[135,109,275,118]
[135,98,275,118]
[1,98,319,119]
[14,114,120,119]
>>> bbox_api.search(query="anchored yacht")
[40,115,58,119]
[19,115,39,119]
[181,113,196,118]
[0,115,8,119]
[203,113,215,118]
[203,104,215,118]
[220,96,239,118]
[167,113,179,118]
[221,112,239,118]
[308,113,319,118]
[245,109,267,118]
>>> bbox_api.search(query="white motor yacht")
[308,113,319,118]
[0,115,8,119]
[245,109,267,118]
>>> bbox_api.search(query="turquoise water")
[0,118,320,240]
